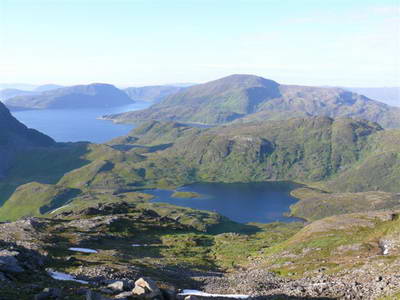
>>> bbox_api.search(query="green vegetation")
[4,201,303,275]
[325,129,400,193]
[1,116,399,221]
[290,187,400,221]
[262,210,400,277]
[124,85,183,103]
[105,74,400,129]
[171,191,201,198]
[0,182,80,221]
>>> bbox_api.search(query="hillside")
[2,116,399,222]
[104,74,400,128]
[1,112,399,299]
[124,85,184,103]
[5,83,134,110]
[0,102,54,177]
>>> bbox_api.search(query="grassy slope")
[1,117,399,221]
[290,187,400,221]
[0,143,132,219]
[0,182,80,221]
[262,210,400,277]
[325,129,400,192]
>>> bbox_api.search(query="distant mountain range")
[4,83,134,110]
[0,84,63,102]
[0,89,37,101]
[104,74,400,129]
[33,84,64,92]
[123,85,184,103]
[2,79,398,117]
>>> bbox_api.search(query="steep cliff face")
[0,102,54,177]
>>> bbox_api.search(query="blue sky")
[1,0,399,87]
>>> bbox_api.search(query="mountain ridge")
[103,74,400,128]
[124,85,185,103]
[5,83,134,110]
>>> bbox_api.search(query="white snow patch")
[50,204,70,214]
[178,289,249,299]
[68,247,98,253]
[49,271,88,284]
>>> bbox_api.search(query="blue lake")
[12,102,151,143]
[147,182,302,224]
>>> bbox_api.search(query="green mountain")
[5,83,134,110]
[124,85,184,102]
[125,117,399,191]
[2,116,399,221]
[104,74,400,128]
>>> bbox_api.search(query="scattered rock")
[132,277,162,299]
[114,291,134,299]
[108,280,128,292]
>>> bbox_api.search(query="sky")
[0,0,399,87]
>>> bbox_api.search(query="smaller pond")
[147,182,302,224]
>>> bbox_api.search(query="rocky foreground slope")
[0,201,399,299]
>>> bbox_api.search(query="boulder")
[184,296,199,300]
[107,280,129,292]
[132,277,162,299]
[114,291,135,299]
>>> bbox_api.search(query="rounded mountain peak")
[205,74,279,90]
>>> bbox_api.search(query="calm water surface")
[12,102,151,143]
[147,182,302,224]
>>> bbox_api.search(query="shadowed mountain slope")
[0,102,54,177]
